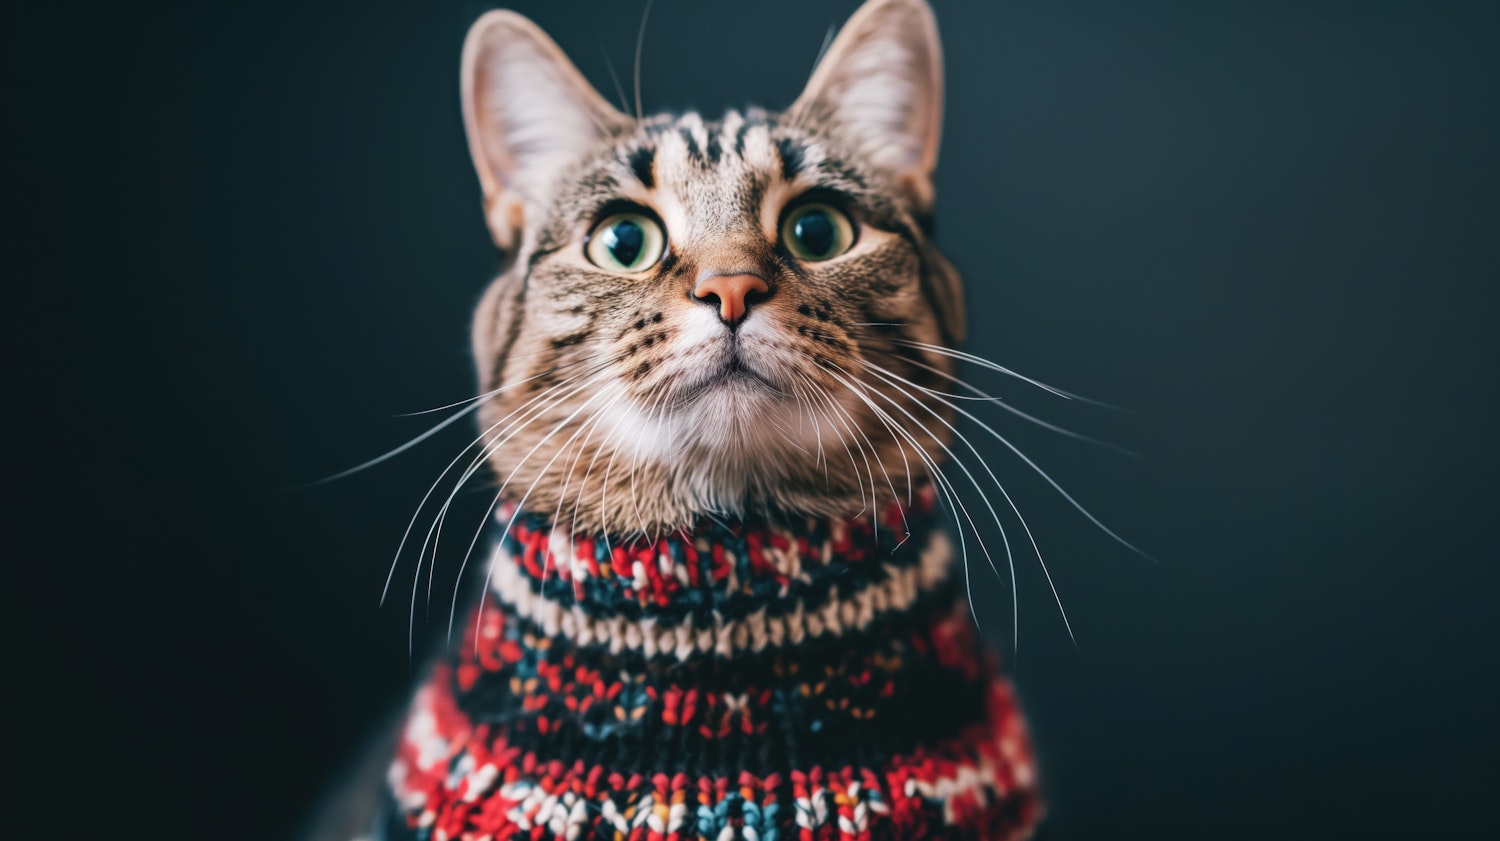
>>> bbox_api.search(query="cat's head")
[464,0,964,534]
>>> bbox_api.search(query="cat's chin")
[598,377,793,466]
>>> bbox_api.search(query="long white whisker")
[804,371,906,536]
[629,376,676,537]
[867,346,1139,458]
[404,364,619,652]
[429,364,616,559]
[796,371,903,533]
[812,22,837,70]
[803,369,914,521]
[297,364,586,489]
[790,376,829,476]
[632,0,652,122]
[377,362,611,608]
[414,367,600,613]
[399,340,619,420]
[522,392,625,590]
[554,391,621,574]
[857,361,1070,646]
[801,374,869,516]
[811,375,884,524]
[417,363,622,621]
[571,381,651,554]
[886,338,1115,405]
[458,385,619,643]
[880,360,1150,561]
[598,41,632,115]
[821,365,1000,632]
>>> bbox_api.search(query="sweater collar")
[490,483,941,620]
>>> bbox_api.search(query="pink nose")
[692,273,770,326]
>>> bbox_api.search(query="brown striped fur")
[463,0,963,535]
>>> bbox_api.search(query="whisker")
[598,40,632,115]
[390,344,614,416]
[812,22,838,70]
[530,392,623,589]
[632,0,652,122]
[783,374,829,481]
[402,363,619,651]
[799,377,830,477]
[377,361,612,608]
[632,375,683,537]
[772,423,813,457]
[571,380,652,553]
[885,338,1114,406]
[874,358,1151,562]
[857,361,1075,646]
[417,362,621,613]
[863,344,1140,458]
[813,377,884,523]
[799,370,912,534]
[796,370,901,533]
[801,374,869,517]
[294,362,590,488]
[459,384,620,644]
[821,365,1004,633]
[554,391,622,571]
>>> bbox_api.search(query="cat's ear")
[789,0,943,207]
[462,11,629,248]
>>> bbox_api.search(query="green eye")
[586,212,666,272]
[781,203,855,261]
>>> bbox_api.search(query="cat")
[309,1,1046,838]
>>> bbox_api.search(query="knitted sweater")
[378,486,1042,840]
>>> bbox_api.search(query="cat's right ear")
[789,0,943,211]
[461,11,629,250]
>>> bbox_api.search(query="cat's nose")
[692,271,770,327]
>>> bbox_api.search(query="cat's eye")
[781,203,855,262]
[586,212,666,272]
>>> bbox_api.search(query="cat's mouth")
[673,348,784,406]
[720,355,780,389]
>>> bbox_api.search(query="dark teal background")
[11,1,1499,838]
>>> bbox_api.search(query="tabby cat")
[317,2,1047,838]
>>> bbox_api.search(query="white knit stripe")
[486,531,953,658]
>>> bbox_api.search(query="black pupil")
[605,219,645,267]
[794,210,835,256]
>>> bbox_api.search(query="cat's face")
[464,0,964,534]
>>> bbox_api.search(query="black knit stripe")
[450,667,990,780]
[451,595,993,778]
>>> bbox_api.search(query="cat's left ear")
[789,0,943,208]
[462,11,629,249]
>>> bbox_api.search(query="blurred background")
[10,0,1499,838]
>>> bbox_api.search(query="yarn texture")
[380,486,1042,840]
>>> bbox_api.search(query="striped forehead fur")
[531,111,902,267]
